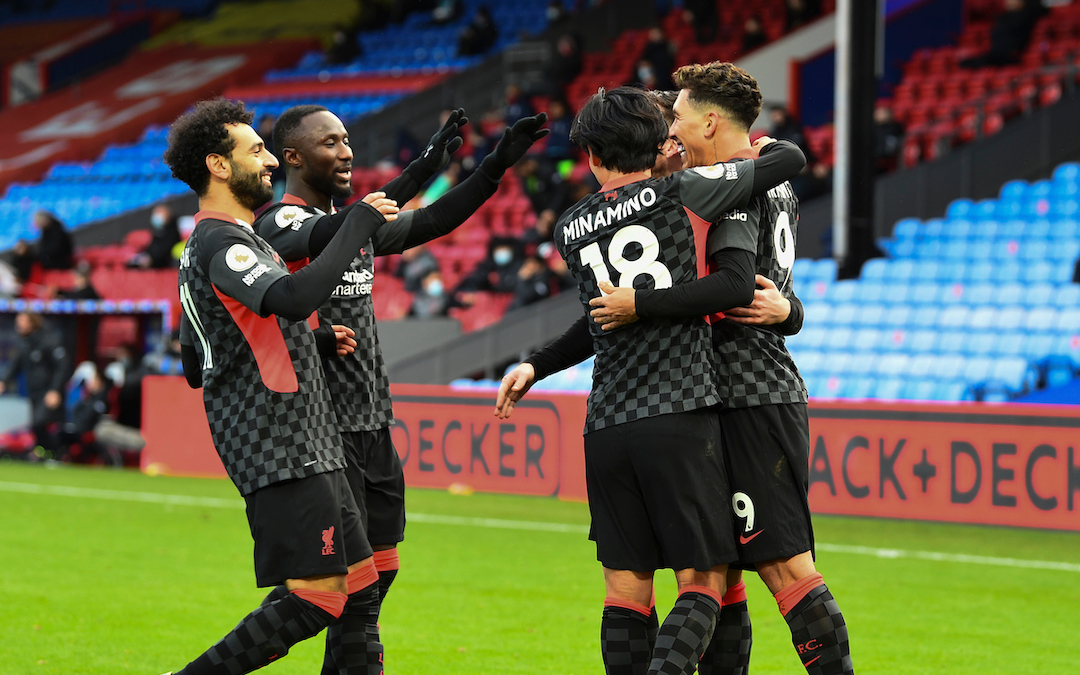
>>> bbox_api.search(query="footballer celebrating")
[254,104,548,671]
[497,86,805,675]
[162,98,397,675]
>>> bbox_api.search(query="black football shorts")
[584,408,737,572]
[342,428,407,547]
[719,402,815,569]
[244,469,371,587]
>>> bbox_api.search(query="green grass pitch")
[2,460,1078,674]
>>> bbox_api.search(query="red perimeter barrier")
[141,377,1080,531]
[0,39,317,191]
[223,73,450,100]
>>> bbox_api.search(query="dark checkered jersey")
[706,182,808,408]
[256,195,414,432]
[178,211,344,496]
[554,162,761,433]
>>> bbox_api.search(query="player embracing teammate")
[501,62,855,675]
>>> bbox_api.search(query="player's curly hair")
[272,104,330,161]
[163,98,254,196]
[646,90,678,127]
[673,62,762,131]
[569,86,668,173]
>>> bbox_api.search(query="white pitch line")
[2,480,1078,573]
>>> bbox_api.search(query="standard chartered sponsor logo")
[334,266,374,297]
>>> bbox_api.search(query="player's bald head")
[272,104,331,160]
[673,62,762,131]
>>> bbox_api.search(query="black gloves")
[480,112,550,179]
[406,107,468,184]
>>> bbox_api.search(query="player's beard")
[311,169,354,202]
[228,161,274,211]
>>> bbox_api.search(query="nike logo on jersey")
[739,530,763,545]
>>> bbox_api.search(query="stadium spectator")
[515,155,572,218]
[33,210,74,271]
[683,0,719,44]
[409,269,468,317]
[254,101,548,674]
[162,97,399,675]
[502,83,536,129]
[326,23,362,65]
[9,240,35,285]
[54,261,101,364]
[507,253,561,310]
[455,235,526,294]
[457,5,498,56]
[785,0,822,31]
[742,14,769,53]
[0,311,69,458]
[395,243,441,292]
[960,0,1041,68]
[431,0,463,25]
[543,97,574,162]
[59,362,120,466]
[545,33,583,97]
[630,27,676,91]
[128,204,182,269]
[873,103,905,173]
[545,0,568,25]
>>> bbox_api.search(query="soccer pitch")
[2,461,1077,674]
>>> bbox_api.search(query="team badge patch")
[226,244,257,271]
[692,163,729,179]
[275,205,314,229]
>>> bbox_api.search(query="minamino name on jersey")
[563,186,658,244]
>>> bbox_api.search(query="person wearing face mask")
[129,204,182,269]
[408,269,469,318]
[455,236,526,295]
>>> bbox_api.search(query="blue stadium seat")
[824,327,855,350]
[938,261,967,282]
[904,329,939,353]
[1023,332,1057,360]
[877,327,909,352]
[999,179,1028,202]
[991,357,1034,392]
[855,304,887,327]
[902,378,940,401]
[1053,162,1080,184]
[860,258,888,281]
[826,281,860,302]
[938,306,971,329]
[792,349,824,375]
[934,330,969,354]
[830,303,860,326]
[850,328,883,352]
[885,259,917,281]
[873,377,906,400]
[962,356,997,384]
[906,306,940,330]
[945,199,974,220]
[941,219,972,239]
[813,258,838,282]
[909,282,941,305]
[1023,306,1059,332]
[965,331,1000,356]
[877,353,910,378]
[1054,284,1080,307]
[880,283,912,304]
[1023,283,1057,306]
[825,352,854,375]
[847,352,878,376]
[907,354,938,379]
[787,325,828,351]
[839,376,877,399]
[996,331,1026,356]
[792,258,814,281]
[892,217,922,240]
[859,281,887,303]
[934,381,972,401]
[934,354,967,380]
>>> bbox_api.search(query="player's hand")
[415,107,467,178]
[482,112,550,176]
[362,192,399,221]
[751,135,777,155]
[495,362,536,419]
[332,324,357,356]
[724,275,791,325]
[44,390,61,409]
[589,280,639,330]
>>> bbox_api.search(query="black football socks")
[775,573,854,674]
[698,580,752,675]
[177,587,344,675]
[321,561,384,675]
[647,586,722,675]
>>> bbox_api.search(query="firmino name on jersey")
[563,187,657,244]
[335,268,374,297]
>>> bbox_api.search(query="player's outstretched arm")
[261,197,397,321]
[495,315,593,415]
[376,112,551,254]
[379,108,468,205]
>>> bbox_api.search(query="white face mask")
[151,213,167,229]
[493,248,513,266]
[426,280,444,297]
